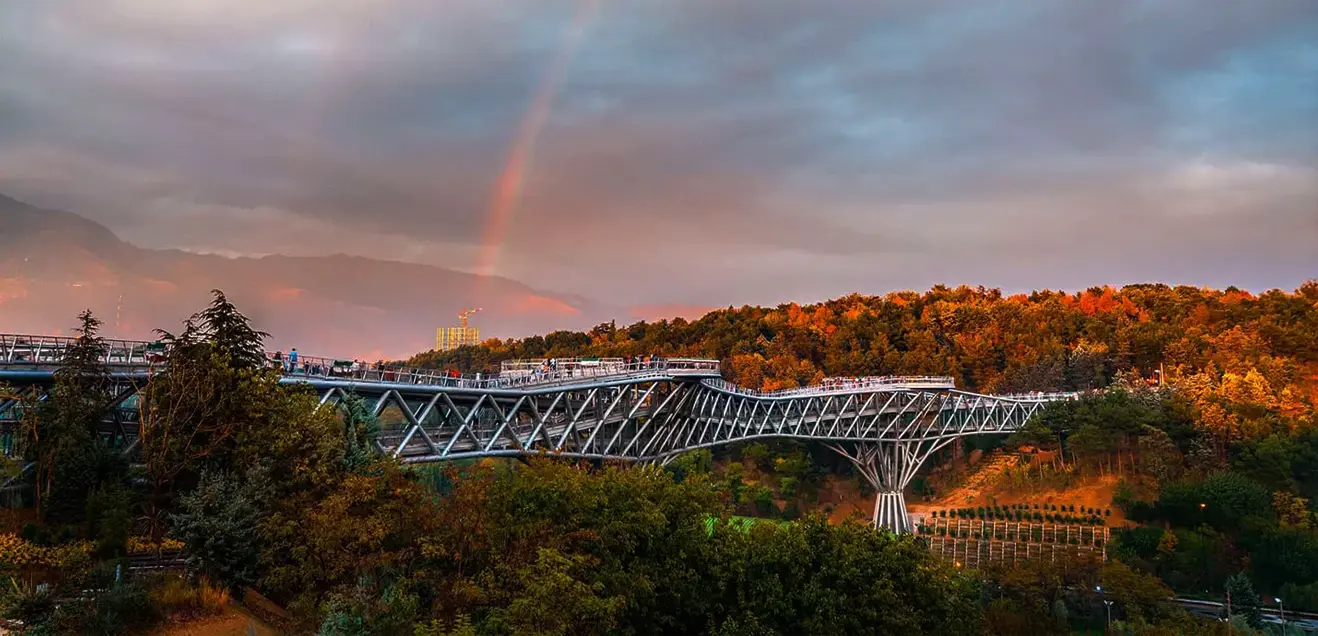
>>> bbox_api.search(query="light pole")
[1097,586,1112,631]
[1275,597,1285,635]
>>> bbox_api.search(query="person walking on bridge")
[288,348,298,372]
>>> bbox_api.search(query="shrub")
[742,443,770,467]
[147,575,231,618]
[39,582,159,635]
[0,533,94,570]
[126,536,186,555]
[781,502,802,521]
[84,483,132,557]
[171,471,263,589]
[779,476,799,498]
[2,576,56,625]
[753,488,777,516]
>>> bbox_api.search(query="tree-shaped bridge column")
[827,438,951,534]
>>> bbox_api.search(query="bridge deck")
[0,333,724,390]
[1,333,1084,533]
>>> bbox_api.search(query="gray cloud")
[1,0,1315,309]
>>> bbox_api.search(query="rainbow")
[475,0,601,283]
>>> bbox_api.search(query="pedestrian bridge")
[0,333,1076,532]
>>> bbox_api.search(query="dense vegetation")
[412,283,1318,397]
[414,283,1318,621]
[2,283,1314,634]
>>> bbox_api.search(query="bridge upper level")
[0,333,721,390]
[0,333,1082,401]
[2,332,1082,534]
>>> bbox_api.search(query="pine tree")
[196,290,270,370]
[30,310,116,521]
[53,310,110,407]
[1226,572,1263,627]
[340,393,381,471]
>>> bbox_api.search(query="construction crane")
[458,308,482,328]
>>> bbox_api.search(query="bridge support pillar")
[827,438,951,534]
[873,490,911,534]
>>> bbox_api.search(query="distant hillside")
[411,283,1318,397]
[0,194,612,358]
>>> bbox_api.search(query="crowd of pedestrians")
[262,350,672,388]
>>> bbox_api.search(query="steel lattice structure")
[0,333,1075,532]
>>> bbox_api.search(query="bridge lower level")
[0,334,1075,532]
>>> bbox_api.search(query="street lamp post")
[1275,597,1285,635]
[1097,586,1112,631]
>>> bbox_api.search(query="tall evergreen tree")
[340,393,380,472]
[196,290,270,370]
[1226,572,1263,628]
[30,310,118,521]
[53,310,110,403]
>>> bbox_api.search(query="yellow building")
[435,326,480,351]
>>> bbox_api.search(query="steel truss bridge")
[0,334,1076,533]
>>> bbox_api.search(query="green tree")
[196,289,271,370]
[28,310,120,523]
[137,325,243,540]
[317,576,419,636]
[488,548,624,636]
[138,291,285,540]
[339,393,380,472]
[263,462,442,616]
[172,470,263,589]
[1225,572,1263,628]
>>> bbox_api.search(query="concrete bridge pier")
[828,438,952,534]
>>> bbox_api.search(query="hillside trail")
[147,602,279,636]
[934,449,1017,508]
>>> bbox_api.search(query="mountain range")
[0,194,622,359]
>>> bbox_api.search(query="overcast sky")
[2,0,1316,310]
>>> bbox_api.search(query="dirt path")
[910,450,1016,513]
[147,604,279,636]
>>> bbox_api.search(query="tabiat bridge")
[0,334,1077,533]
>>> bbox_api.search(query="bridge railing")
[500,357,626,373]
[995,391,1082,402]
[279,355,721,389]
[702,375,957,397]
[0,334,164,366]
[0,333,724,389]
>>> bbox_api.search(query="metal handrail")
[703,375,957,397]
[996,391,1081,402]
[280,356,719,389]
[0,334,163,365]
[0,333,1081,399]
[0,333,722,390]
[500,357,625,372]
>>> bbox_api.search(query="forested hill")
[411,283,1318,398]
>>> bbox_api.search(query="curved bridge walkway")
[0,334,1075,532]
